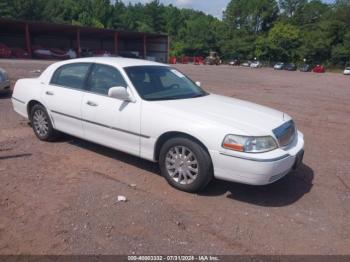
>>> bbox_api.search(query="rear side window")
[51,63,91,89]
[87,64,127,95]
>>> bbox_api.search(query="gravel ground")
[0,59,349,255]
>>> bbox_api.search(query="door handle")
[45,91,54,96]
[86,101,98,107]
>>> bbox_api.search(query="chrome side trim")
[51,110,150,139]
[11,97,25,104]
[219,152,290,162]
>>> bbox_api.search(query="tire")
[159,137,213,192]
[30,104,58,141]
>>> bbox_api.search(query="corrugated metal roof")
[0,18,168,38]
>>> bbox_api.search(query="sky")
[124,0,233,18]
[123,0,335,19]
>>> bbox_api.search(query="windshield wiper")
[189,93,207,98]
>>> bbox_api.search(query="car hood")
[154,94,290,136]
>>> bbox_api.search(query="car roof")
[58,57,168,68]
[38,57,169,84]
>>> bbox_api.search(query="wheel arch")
[27,100,44,120]
[27,100,55,128]
[153,131,210,161]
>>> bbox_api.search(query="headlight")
[222,134,277,153]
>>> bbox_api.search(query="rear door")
[81,63,141,156]
[42,63,91,138]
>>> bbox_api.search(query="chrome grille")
[273,120,296,147]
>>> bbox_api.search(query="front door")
[81,63,141,156]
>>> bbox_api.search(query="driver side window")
[87,64,127,96]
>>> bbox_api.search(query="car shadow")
[200,163,314,207]
[58,135,313,206]
[66,136,161,176]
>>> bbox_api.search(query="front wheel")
[159,137,213,192]
[30,104,58,141]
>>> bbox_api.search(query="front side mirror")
[108,86,135,102]
[195,81,201,87]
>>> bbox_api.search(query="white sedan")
[274,63,284,70]
[344,67,350,75]
[12,58,304,192]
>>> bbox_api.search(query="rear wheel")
[159,137,213,192]
[30,104,58,141]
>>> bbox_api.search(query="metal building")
[0,18,169,63]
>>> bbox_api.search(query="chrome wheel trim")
[33,109,49,137]
[165,146,199,185]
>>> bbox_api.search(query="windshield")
[124,66,207,101]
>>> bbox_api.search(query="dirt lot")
[0,59,349,255]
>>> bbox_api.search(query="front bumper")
[210,131,304,185]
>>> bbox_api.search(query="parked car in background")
[343,67,350,75]
[313,65,326,73]
[241,61,252,67]
[250,61,262,68]
[81,48,94,57]
[284,63,297,71]
[0,67,10,93]
[274,62,284,70]
[11,57,304,192]
[0,43,12,58]
[229,59,240,66]
[11,47,30,59]
[299,64,312,72]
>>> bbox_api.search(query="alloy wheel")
[165,146,199,185]
[33,109,49,137]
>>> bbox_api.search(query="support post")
[143,34,147,59]
[25,23,32,57]
[76,29,81,58]
[114,32,119,56]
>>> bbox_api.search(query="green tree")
[110,0,127,30]
[279,0,307,18]
[267,22,300,61]
[224,0,279,34]
[163,5,185,37]
[7,0,46,20]
[144,0,165,33]
[91,0,113,28]
[42,0,83,24]
[255,34,271,61]
[331,40,350,66]
[293,0,329,26]
[0,0,13,17]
